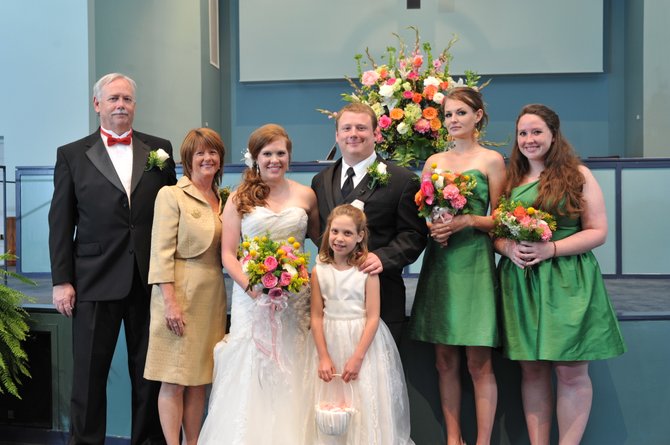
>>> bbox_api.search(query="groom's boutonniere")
[145,148,170,171]
[367,161,391,190]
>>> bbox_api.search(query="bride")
[198,124,319,444]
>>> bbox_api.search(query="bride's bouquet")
[238,234,310,297]
[491,197,557,242]
[238,234,310,369]
[415,163,477,223]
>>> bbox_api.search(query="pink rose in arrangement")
[413,118,431,134]
[378,115,392,129]
[261,272,279,289]
[541,224,553,241]
[263,256,278,272]
[442,183,460,200]
[450,194,467,210]
[268,287,284,299]
[361,70,381,86]
[420,180,435,205]
[279,271,292,287]
[402,90,414,99]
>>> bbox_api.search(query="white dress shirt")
[101,127,133,203]
[340,151,377,190]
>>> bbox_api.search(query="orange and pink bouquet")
[492,197,557,242]
[414,163,477,223]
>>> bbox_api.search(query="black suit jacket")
[48,130,177,301]
[311,156,428,323]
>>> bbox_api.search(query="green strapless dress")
[409,170,499,347]
[498,181,626,361]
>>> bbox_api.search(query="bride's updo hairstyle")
[318,204,369,267]
[442,87,489,133]
[234,124,292,216]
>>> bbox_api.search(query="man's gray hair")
[93,73,137,100]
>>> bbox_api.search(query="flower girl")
[303,204,414,444]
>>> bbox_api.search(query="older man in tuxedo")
[312,102,428,342]
[49,73,176,445]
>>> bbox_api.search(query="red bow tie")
[101,129,132,146]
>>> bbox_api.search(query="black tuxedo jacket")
[48,130,177,301]
[311,156,428,323]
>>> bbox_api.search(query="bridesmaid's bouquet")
[492,197,557,241]
[414,163,477,223]
[238,234,310,297]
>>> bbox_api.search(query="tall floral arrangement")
[319,26,488,167]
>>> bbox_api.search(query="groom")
[312,102,428,342]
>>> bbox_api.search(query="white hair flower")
[242,149,254,168]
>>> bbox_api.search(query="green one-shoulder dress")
[409,169,499,347]
[498,181,626,361]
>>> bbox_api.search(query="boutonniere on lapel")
[145,148,170,171]
[366,161,391,190]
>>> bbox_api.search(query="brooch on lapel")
[191,209,201,219]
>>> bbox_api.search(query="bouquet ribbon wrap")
[252,290,289,372]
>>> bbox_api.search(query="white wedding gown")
[199,206,311,445]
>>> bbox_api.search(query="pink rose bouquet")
[414,163,477,223]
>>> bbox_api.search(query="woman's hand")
[246,284,262,300]
[342,355,363,383]
[164,298,185,336]
[517,240,555,267]
[427,221,450,247]
[318,356,335,382]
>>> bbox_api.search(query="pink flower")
[374,127,384,143]
[433,59,442,70]
[420,179,435,205]
[414,118,431,134]
[385,78,397,85]
[361,70,380,86]
[268,287,284,299]
[378,115,392,129]
[442,184,460,200]
[261,272,278,288]
[263,256,278,272]
[450,194,467,210]
[402,90,414,99]
[407,71,419,81]
[279,271,292,286]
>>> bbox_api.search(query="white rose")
[423,76,441,88]
[376,163,387,175]
[378,84,395,98]
[397,122,409,135]
[432,92,445,105]
[155,148,170,162]
[283,263,298,277]
[435,175,444,188]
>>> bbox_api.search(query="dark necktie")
[101,129,132,146]
[341,167,355,198]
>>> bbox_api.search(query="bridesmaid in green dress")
[409,88,506,445]
[494,104,625,445]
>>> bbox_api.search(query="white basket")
[315,374,355,436]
